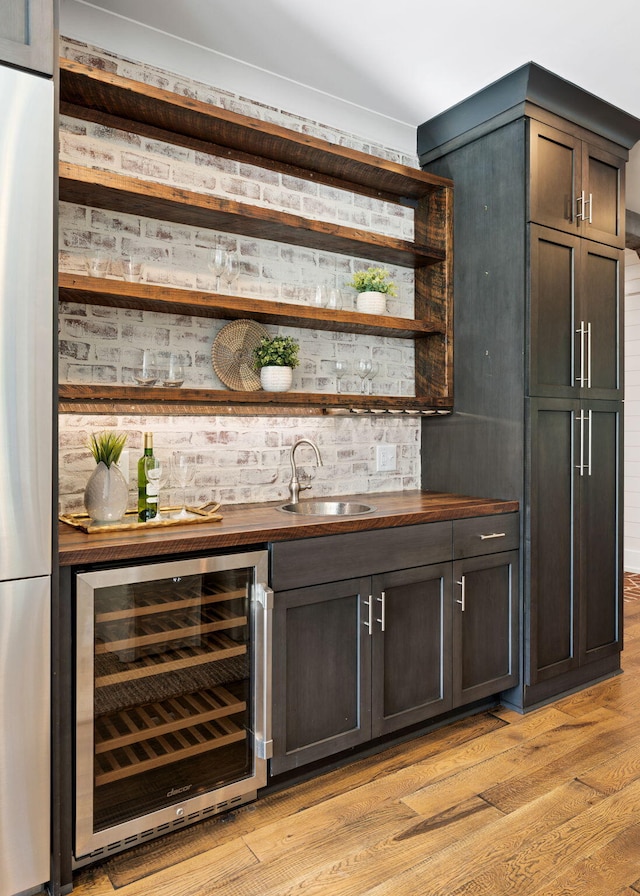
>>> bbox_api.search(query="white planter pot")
[356,291,387,315]
[260,365,293,392]
[84,461,129,523]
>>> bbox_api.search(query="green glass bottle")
[137,432,154,521]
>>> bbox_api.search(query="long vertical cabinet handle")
[576,410,586,475]
[587,409,593,476]
[363,596,373,635]
[587,322,592,388]
[376,592,386,631]
[576,321,586,386]
[456,577,466,611]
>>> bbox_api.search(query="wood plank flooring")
[67,573,640,896]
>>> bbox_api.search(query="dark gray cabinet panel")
[529,225,623,400]
[529,120,625,248]
[453,551,519,705]
[0,0,54,74]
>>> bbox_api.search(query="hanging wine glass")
[207,245,227,292]
[171,452,196,519]
[367,361,379,394]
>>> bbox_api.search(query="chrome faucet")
[289,438,323,502]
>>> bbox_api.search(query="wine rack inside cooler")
[74,550,271,864]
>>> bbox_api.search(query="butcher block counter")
[58,489,518,566]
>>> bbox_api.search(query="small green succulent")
[88,431,128,467]
[347,266,397,296]
[253,335,300,369]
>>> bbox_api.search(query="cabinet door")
[578,401,622,665]
[529,121,581,235]
[271,577,371,775]
[528,399,580,685]
[370,564,452,738]
[581,142,625,248]
[0,0,53,74]
[452,551,519,705]
[529,226,622,400]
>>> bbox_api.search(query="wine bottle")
[137,432,154,521]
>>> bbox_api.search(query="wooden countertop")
[58,489,519,566]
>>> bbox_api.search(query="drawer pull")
[479,532,506,540]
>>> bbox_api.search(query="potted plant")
[347,266,397,314]
[84,431,129,523]
[253,335,300,392]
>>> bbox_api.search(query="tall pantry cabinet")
[418,63,640,709]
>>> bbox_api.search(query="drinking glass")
[331,360,350,394]
[172,452,196,519]
[221,252,239,292]
[326,288,343,311]
[133,349,157,386]
[144,456,165,520]
[208,246,226,291]
[161,353,185,387]
[312,285,327,308]
[356,359,373,393]
[121,255,144,282]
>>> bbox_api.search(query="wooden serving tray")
[59,503,222,534]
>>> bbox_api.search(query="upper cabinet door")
[0,0,54,75]
[529,121,625,248]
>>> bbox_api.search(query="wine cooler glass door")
[75,550,270,862]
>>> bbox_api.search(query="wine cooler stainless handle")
[376,591,386,632]
[255,583,273,760]
[456,577,466,612]
[479,532,506,540]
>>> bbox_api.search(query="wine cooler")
[74,550,271,865]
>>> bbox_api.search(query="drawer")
[453,513,519,559]
[271,521,452,590]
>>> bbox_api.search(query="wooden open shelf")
[58,57,454,414]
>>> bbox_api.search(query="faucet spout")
[289,438,323,503]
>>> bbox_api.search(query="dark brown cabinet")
[529,120,626,248]
[0,0,54,74]
[529,399,622,685]
[270,514,518,775]
[418,62,640,709]
[530,225,623,400]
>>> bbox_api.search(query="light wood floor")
[68,574,640,896]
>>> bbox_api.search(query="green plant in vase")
[253,335,300,392]
[347,266,397,314]
[84,431,129,523]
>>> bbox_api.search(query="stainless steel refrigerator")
[0,63,53,896]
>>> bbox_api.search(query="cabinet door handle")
[456,576,466,612]
[363,596,373,635]
[587,408,592,476]
[587,321,592,388]
[376,591,386,632]
[576,321,587,386]
[479,532,506,540]
[576,410,585,475]
[575,410,593,476]
[576,190,593,223]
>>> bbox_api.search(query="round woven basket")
[211,319,270,391]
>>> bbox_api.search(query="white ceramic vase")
[356,291,387,315]
[260,366,293,392]
[84,461,129,523]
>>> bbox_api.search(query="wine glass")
[133,349,157,386]
[331,360,350,394]
[366,361,379,394]
[144,456,165,520]
[172,452,196,519]
[356,359,373,394]
[221,252,239,293]
[208,245,226,291]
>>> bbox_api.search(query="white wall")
[625,248,640,571]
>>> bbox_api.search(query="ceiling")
[62,0,640,211]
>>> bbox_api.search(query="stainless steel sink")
[277,500,376,516]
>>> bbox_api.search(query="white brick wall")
[57,38,423,514]
[625,248,640,571]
